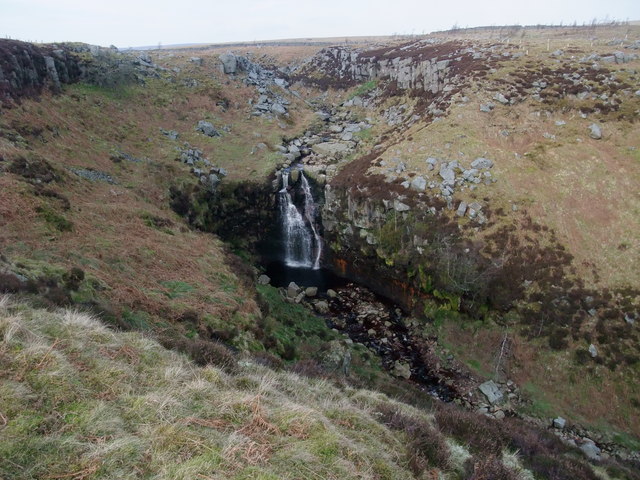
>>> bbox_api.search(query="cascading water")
[278,168,322,270]
[300,173,323,269]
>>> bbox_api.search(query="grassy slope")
[2,295,625,480]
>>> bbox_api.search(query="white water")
[279,169,322,269]
[300,173,323,269]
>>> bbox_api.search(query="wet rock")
[257,274,271,285]
[287,282,301,298]
[327,289,338,298]
[305,286,318,297]
[313,300,330,314]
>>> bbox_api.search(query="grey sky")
[1,0,639,48]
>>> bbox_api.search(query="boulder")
[313,300,330,314]
[219,53,237,74]
[553,417,566,429]
[393,200,411,212]
[305,287,318,297]
[478,380,503,404]
[589,123,602,140]
[257,274,271,286]
[392,360,412,379]
[480,103,495,112]
[271,103,287,115]
[287,282,301,299]
[579,439,601,461]
[196,121,221,137]
[494,92,509,104]
[439,164,456,184]
[471,157,494,169]
[589,344,598,358]
[410,176,427,192]
[327,289,338,298]
[314,142,350,157]
[288,145,301,157]
[320,340,351,373]
[456,201,467,217]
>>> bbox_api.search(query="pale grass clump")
[502,450,536,480]
[446,439,473,474]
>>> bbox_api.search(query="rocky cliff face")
[0,40,84,102]
[0,39,163,105]
[292,40,495,94]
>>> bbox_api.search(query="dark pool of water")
[263,260,348,293]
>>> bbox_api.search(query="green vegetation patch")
[350,79,378,99]
[36,205,73,232]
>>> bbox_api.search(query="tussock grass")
[1,297,633,479]
[0,297,436,479]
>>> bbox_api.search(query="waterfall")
[278,169,322,269]
[300,173,323,269]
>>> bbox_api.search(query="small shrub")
[8,154,59,183]
[62,267,85,291]
[0,273,24,293]
[574,348,592,365]
[159,335,236,370]
[376,403,451,473]
[466,455,520,480]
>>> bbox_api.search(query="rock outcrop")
[0,39,160,105]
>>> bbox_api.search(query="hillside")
[0,23,639,478]
[2,295,637,480]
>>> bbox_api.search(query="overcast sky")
[1,0,639,48]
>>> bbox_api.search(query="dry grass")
[2,297,628,480]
